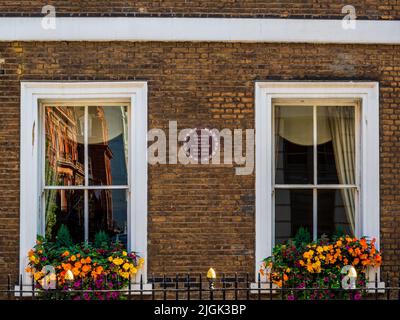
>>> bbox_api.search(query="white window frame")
[255,81,380,277]
[20,81,149,289]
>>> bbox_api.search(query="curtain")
[327,106,356,235]
[277,106,331,146]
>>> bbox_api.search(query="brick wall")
[0,1,399,19]
[0,41,399,286]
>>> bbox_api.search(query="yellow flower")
[70,255,76,262]
[34,272,43,281]
[122,251,127,256]
[123,263,131,271]
[113,258,123,266]
[108,256,113,262]
[316,246,323,254]
[303,250,314,260]
[138,257,145,267]
[130,266,138,274]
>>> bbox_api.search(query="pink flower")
[354,293,362,300]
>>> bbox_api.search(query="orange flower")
[283,274,289,282]
[82,265,91,273]
[62,251,70,257]
[353,258,360,265]
[61,263,72,271]
[72,268,80,276]
[96,266,103,274]
[360,238,368,250]
[85,257,91,264]
[70,255,76,262]
[361,259,371,266]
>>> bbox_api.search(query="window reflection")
[88,106,128,186]
[45,189,84,243]
[45,106,85,186]
[88,189,127,247]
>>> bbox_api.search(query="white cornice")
[0,17,399,43]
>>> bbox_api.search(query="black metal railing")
[2,272,400,300]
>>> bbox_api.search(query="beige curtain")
[327,106,356,235]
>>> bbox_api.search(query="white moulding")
[0,17,399,44]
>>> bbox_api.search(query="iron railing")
[2,272,400,300]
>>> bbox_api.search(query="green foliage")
[293,227,311,246]
[94,231,110,249]
[56,224,73,247]
[333,226,346,239]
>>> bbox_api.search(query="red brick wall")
[0,41,399,286]
[0,1,399,19]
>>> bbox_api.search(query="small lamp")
[207,268,216,280]
[207,268,216,299]
[65,270,74,281]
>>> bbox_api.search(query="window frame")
[20,82,148,286]
[255,81,380,277]
[272,99,360,242]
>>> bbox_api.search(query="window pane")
[317,189,355,238]
[275,106,313,184]
[88,189,128,246]
[45,106,85,186]
[275,189,313,244]
[317,106,355,184]
[88,106,128,186]
[45,189,84,243]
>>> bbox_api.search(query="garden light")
[207,268,216,280]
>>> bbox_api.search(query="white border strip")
[1,17,400,43]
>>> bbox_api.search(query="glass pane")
[317,189,355,238]
[45,189,84,243]
[317,106,355,184]
[88,106,128,186]
[45,106,85,186]
[275,106,314,184]
[88,189,128,246]
[275,189,313,244]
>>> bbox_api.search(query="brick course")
[0,41,399,286]
[0,1,399,20]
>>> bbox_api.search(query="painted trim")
[254,81,380,277]
[1,17,400,43]
[19,81,148,287]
